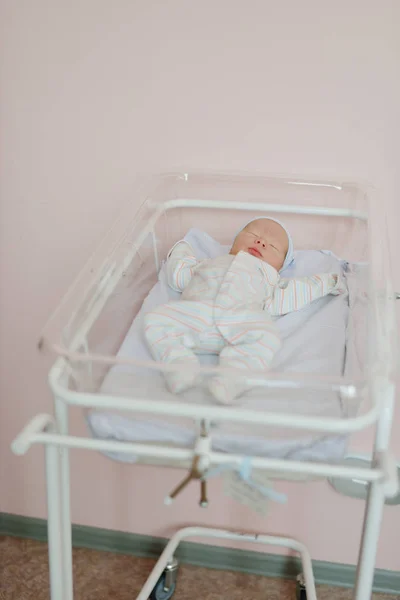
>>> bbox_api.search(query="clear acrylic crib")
[11,172,399,600]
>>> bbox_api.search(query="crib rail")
[12,413,399,498]
[47,360,392,437]
[12,414,397,496]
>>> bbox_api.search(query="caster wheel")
[149,573,176,600]
[295,573,307,600]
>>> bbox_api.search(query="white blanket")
[87,229,361,463]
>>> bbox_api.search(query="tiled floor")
[0,536,398,599]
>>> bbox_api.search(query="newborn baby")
[144,218,345,404]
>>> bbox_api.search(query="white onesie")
[144,241,345,404]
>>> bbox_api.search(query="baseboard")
[1,512,399,595]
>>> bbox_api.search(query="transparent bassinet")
[39,172,396,438]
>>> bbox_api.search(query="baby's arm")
[166,241,198,292]
[267,273,346,316]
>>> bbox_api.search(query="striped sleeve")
[267,273,345,316]
[166,241,198,292]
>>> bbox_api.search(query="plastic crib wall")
[1,0,399,571]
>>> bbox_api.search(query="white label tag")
[223,471,272,516]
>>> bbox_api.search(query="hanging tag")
[223,460,287,515]
[223,470,271,516]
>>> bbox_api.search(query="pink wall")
[1,0,400,571]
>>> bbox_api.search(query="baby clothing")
[144,241,345,404]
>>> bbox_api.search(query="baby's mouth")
[248,247,262,257]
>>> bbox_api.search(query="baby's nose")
[256,239,266,248]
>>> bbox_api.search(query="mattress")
[87,228,363,464]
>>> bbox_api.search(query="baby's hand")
[168,240,195,260]
[330,273,347,295]
[166,240,198,292]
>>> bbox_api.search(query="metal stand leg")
[45,443,64,600]
[136,527,318,600]
[55,399,74,600]
[163,557,179,590]
[354,480,386,600]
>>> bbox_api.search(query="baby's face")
[230,219,289,271]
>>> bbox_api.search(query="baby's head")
[230,218,292,271]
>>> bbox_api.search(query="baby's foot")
[164,362,199,394]
[208,375,255,405]
[208,377,242,405]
